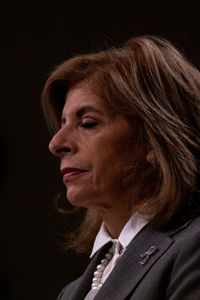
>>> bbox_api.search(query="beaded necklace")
[91,246,113,290]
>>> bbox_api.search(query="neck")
[99,209,133,238]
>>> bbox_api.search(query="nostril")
[56,147,71,154]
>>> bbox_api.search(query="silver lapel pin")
[139,245,158,265]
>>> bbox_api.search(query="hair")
[42,35,200,253]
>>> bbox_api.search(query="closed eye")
[81,122,98,128]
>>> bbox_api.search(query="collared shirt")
[84,213,149,300]
[90,212,148,258]
[90,213,149,282]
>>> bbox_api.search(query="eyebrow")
[60,105,103,124]
[76,106,103,117]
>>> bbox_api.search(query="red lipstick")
[60,167,86,182]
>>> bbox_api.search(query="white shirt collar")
[90,213,148,258]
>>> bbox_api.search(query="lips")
[60,167,87,182]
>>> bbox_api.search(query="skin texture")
[49,82,151,237]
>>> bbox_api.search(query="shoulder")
[169,215,200,245]
[154,215,200,265]
[163,216,200,299]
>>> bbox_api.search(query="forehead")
[62,82,111,116]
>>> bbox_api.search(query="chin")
[66,189,91,208]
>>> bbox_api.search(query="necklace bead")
[101,258,109,265]
[91,246,113,290]
[105,253,112,259]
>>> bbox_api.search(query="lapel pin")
[139,245,158,265]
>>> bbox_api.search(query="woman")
[42,36,200,299]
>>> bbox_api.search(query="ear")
[146,150,155,165]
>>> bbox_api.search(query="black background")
[1,1,200,299]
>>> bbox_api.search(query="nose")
[49,127,73,157]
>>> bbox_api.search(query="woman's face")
[49,82,148,213]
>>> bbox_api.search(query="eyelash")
[81,122,98,129]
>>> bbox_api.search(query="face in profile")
[49,82,149,214]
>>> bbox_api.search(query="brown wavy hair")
[42,35,200,253]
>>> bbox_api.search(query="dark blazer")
[58,216,200,300]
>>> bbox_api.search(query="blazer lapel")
[95,225,173,300]
[68,242,112,300]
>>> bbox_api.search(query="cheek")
[92,140,136,187]
[96,135,146,185]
